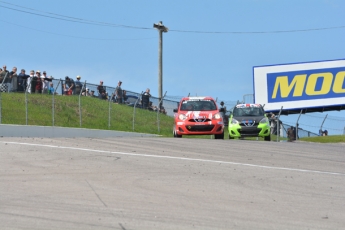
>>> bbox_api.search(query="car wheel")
[215,131,224,140]
[264,135,271,141]
[173,127,182,138]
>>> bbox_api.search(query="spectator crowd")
[1,64,167,114]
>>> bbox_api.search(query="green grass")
[299,135,345,143]
[1,93,344,143]
[0,93,174,137]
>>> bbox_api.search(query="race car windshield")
[233,107,265,116]
[180,100,217,111]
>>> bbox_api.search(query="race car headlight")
[231,118,239,124]
[259,117,269,123]
[213,113,221,120]
[178,114,187,121]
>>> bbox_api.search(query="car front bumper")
[175,121,224,135]
[228,123,270,138]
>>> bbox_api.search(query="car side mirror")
[173,108,178,113]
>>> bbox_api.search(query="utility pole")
[153,21,168,109]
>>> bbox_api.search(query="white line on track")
[2,141,345,176]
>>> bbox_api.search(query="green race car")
[228,104,271,141]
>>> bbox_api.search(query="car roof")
[180,96,215,101]
[235,103,263,108]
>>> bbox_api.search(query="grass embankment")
[299,135,345,143]
[1,93,344,142]
[0,93,174,136]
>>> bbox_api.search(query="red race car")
[173,96,224,139]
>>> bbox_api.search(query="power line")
[169,26,345,34]
[0,4,152,30]
[1,1,344,34]
[0,19,156,41]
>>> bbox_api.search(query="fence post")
[25,77,34,125]
[132,92,142,131]
[157,91,167,133]
[79,81,86,127]
[52,80,61,127]
[276,106,283,142]
[0,90,2,125]
[319,114,328,136]
[0,73,10,124]
[109,87,118,129]
[296,110,303,140]
[108,97,111,129]
[52,85,55,127]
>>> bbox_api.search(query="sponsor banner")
[253,59,345,111]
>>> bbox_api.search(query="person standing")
[17,69,29,92]
[30,70,40,94]
[0,65,10,92]
[41,71,49,94]
[9,67,18,92]
[48,82,55,94]
[75,75,83,95]
[97,80,106,100]
[34,71,43,94]
[287,126,295,142]
[26,70,35,93]
[115,80,123,103]
[270,113,277,135]
[142,88,151,109]
[65,76,75,95]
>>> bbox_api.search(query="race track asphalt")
[0,137,344,230]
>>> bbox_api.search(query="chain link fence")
[1,77,344,137]
[0,78,179,135]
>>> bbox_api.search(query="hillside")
[0,93,174,136]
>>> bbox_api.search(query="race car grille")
[239,123,258,127]
[239,127,261,135]
[188,118,212,123]
[186,125,214,132]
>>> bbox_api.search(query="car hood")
[181,111,218,119]
[232,115,265,124]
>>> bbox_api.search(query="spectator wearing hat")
[82,87,90,96]
[30,70,39,93]
[115,80,123,103]
[97,80,106,100]
[75,75,83,95]
[17,69,29,92]
[26,70,35,93]
[90,90,96,97]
